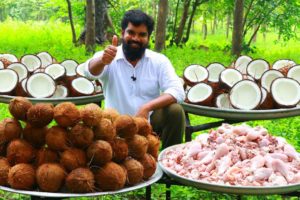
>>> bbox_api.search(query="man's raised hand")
[101,35,118,65]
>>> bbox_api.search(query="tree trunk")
[152,0,157,23]
[252,24,258,43]
[94,0,107,44]
[212,11,217,34]
[202,12,207,40]
[170,0,180,46]
[66,0,77,44]
[231,0,244,56]
[184,0,198,43]
[174,0,191,45]
[226,12,231,39]
[85,0,95,52]
[155,0,169,52]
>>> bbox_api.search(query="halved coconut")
[51,85,69,98]
[76,63,86,77]
[229,80,262,110]
[0,58,12,68]
[206,62,225,83]
[272,59,296,70]
[234,55,252,74]
[37,52,53,68]
[26,73,56,98]
[243,74,255,81]
[215,93,233,109]
[15,78,28,97]
[246,59,270,81]
[44,64,66,80]
[260,69,284,92]
[183,64,208,86]
[70,77,95,96]
[0,54,18,63]
[92,80,102,94]
[259,86,274,109]
[186,83,213,106]
[61,60,78,77]
[0,61,4,69]
[0,69,18,94]
[219,68,243,89]
[20,54,41,73]
[271,77,300,108]
[287,65,300,84]
[7,63,28,82]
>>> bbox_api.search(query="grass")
[1,20,300,199]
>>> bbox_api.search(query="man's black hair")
[121,9,154,36]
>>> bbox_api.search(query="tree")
[85,0,95,52]
[231,0,244,56]
[174,0,191,45]
[155,0,169,52]
[66,0,77,44]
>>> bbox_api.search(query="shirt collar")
[115,45,150,61]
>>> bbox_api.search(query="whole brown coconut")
[80,103,102,126]
[35,147,59,167]
[127,134,149,159]
[122,158,144,186]
[36,163,66,192]
[27,103,54,127]
[45,126,69,151]
[68,123,94,149]
[110,137,128,163]
[23,123,47,148]
[8,97,32,121]
[60,148,87,172]
[66,168,95,193]
[147,133,161,160]
[8,163,35,190]
[53,102,81,127]
[86,140,112,166]
[94,118,116,141]
[0,158,11,186]
[102,108,120,122]
[94,161,126,191]
[138,153,156,180]
[115,115,138,139]
[0,118,22,142]
[0,132,6,156]
[7,139,36,165]
[133,117,152,137]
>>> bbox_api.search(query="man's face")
[122,22,149,61]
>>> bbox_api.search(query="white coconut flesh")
[21,55,41,72]
[287,65,300,84]
[26,73,56,98]
[76,63,86,77]
[21,78,28,93]
[261,70,284,92]
[37,52,53,68]
[243,75,255,81]
[45,64,66,80]
[51,85,68,98]
[0,53,18,62]
[61,60,78,76]
[272,59,296,70]
[220,69,243,88]
[230,80,261,110]
[234,55,252,74]
[271,78,300,106]
[184,65,208,83]
[72,77,95,95]
[260,87,267,104]
[187,83,212,103]
[216,93,232,109]
[246,59,269,80]
[207,63,225,82]
[7,63,28,81]
[0,69,18,93]
[0,61,4,69]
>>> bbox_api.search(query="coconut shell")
[27,103,54,127]
[60,148,87,172]
[0,158,11,186]
[110,137,128,163]
[115,115,138,139]
[45,126,69,151]
[133,117,152,137]
[36,163,66,192]
[54,102,81,127]
[8,97,32,121]
[6,139,36,165]
[122,158,144,186]
[14,81,28,97]
[0,118,22,142]
[94,161,126,191]
[138,153,156,180]
[127,134,149,159]
[68,123,94,149]
[23,123,47,148]
[94,118,116,141]
[0,132,6,156]
[8,163,35,190]
[86,140,112,166]
[0,58,12,68]
[80,103,102,126]
[146,133,160,160]
[102,108,120,122]
[66,168,95,193]
[35,147,59,167]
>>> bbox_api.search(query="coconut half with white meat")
[76,63,86,77]
[37,52,53,68]
[0,53,18,63]
[287,65,300,84]
[219,68,243,90]
[271,77,300,108]
[272,59,296,76]
[234,55,252,74]
[7,63,28,82]
[259,86,274,109]
[215,93,233,109]
[206,62,225,90]
[260,69,284,92]
[246,59,270,81]
[0,69,19,95]
[186,83,213,106]
[26,73,56,98]
[61,60,78,77]
[70,77,95,96]
[183,64,208,86]
[21,54,42,73]
[15,78,28,97]
[92,80,103,94]
[0,61,4,69]
[229,80,262,110]
[44,64,66,81]
[51,85,69,98]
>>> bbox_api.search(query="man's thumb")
[112,35,118,46]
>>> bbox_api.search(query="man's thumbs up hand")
[101,35,118,65]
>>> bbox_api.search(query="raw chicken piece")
[187,141,202,157]
[284,144,299,160]
[250,155,265,171]
[271,159,294,182]
[253,168,273,181]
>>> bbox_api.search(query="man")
[84,9,185,149]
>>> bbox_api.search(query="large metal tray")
[0,94,104,105]
[0,166,163,198]
[182,102,300,120]
[159,144,300,195]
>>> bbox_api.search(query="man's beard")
[122,39,147,61]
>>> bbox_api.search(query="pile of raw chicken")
[161,124,300,186]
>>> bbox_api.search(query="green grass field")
[1,20,300,200]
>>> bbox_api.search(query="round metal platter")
[0,166,163,198]
[182,102,300,120]
[0,94,104,105]
[159,144,300,195]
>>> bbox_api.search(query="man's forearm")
[142,93,177,112]
[88,56,106,76]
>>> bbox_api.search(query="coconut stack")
[0,52,102,98]
[183,56,300,110]
[0,97,160,193]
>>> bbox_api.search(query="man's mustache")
[128,40,143,47]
